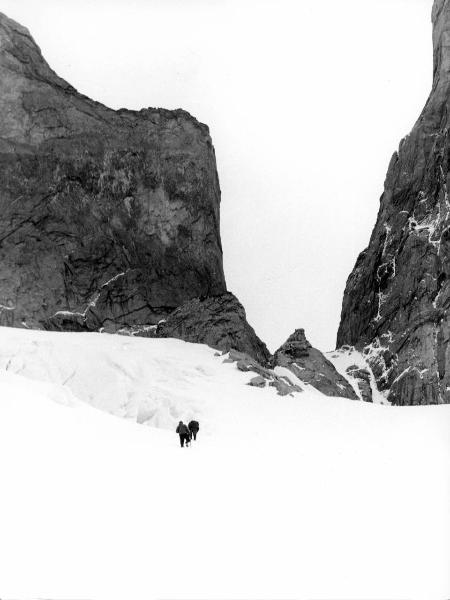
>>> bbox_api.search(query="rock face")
[222,348,302,396]
[337,0,450,405]
[273,329,358,399]
[152,293,271,366]
[0,12,225,331]
[345,365,373,403]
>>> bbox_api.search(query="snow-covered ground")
[0,326,448,600]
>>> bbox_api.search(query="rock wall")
[337,0,450,405]
[0,12,226,331]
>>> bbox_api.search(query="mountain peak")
[432,0,450,86]
[0,11,71,90]
[0,11,32,37]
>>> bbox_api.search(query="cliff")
[338,0,450,405]
[0,12,226,332]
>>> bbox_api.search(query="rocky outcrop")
[248,375,266,388]
[337,0,450,405]
[273,329,357,399]
[0,12,225,331]
[345,365,373,403]
[222,349,302,396]
[150,293,271,366]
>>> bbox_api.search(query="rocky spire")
[273,329,357,399]
[337,0,450,405]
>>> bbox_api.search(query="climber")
[176,421,191,448]
[188,420,200,441]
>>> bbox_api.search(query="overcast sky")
[1,0,433,351]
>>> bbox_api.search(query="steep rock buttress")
[338,0,450,405]
[0,12,226,332]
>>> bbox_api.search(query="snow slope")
[0,327,448,600]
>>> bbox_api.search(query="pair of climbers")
[176,420,200,447]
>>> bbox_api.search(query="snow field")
[0,327,448,599]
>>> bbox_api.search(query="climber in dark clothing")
[188,420,200,441]
[176,421,190,447]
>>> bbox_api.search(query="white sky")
[1,0,433,352]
